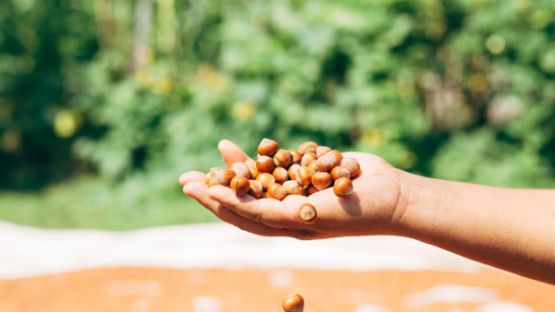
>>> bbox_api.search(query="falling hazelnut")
[282,293,304,312]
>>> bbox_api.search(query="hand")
[179,140,405,239]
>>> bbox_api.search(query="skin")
[180,140,555,285]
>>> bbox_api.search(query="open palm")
[179,140,404,239]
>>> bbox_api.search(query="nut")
[248,180,264,199]
[290,150,302,164]
[272,167,289,184]
[256,155,276,173]
[256,173,275,190]
[283,180,303,195]
[340,157,361,179]
[297,166,315,187]
[288,163,301,181]
[231,162,251,179]
[306,185,318,196]
[248,163,259,179]
[316,145,332,158]
[298,203,317,223]
[274,149,292,168]
[315,150,342,172]
[298,141,317,154]
[258,138,279,157]
[230,176,250,196]
[333,176,353,196]
[205,168,235,187]
[282,293,304,312]
[301,152,317,167]
[330,166,350,181]
[267,183,287,200]
[311,172,332,190]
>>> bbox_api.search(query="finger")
[206,186,303,229]
[183,182,292,237]
[218,139,254,167]
[179,171,206,186]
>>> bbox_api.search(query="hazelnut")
[248,164,259,179]
[340,157,361,179]
[267,183,287,200]
[315,150,342,172]
[283,180,303,195]
[306,185,318,196]
[333,176,353,196]
[282,293,304,312]
[274,149,292,168]
[301,152,317,167]
[230,176,250,197]
[231,162,251,179]
[256,155,275,173]
[297,166,315,187]
[273,167,289,184]
[205,168,235,187]
[298,203,317,223]
[288,164,301,181]
[311,172,332,190]
[330,166,350,181]
[298,141,317,154]
[316,145,332,158]
[248,180,264,199]
[256,173,275,190]
[258,138,279,157]
[290,150,302,164]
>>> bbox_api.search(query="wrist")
[390,169,439,237]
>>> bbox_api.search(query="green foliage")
[3,0,555,229]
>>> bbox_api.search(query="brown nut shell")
[298,141,318,154]
[231,162,251,179]
[298,204,317,223]
[256,172,275,190]
[272,167,289,184]
[333,176,353,196]
[267,183,287,200]
[340,157,361,179]
[311,172,332,190]
[290,150,302,164]
[288,164,301,181]
[301,152,317,167]
[256,155,275,173]
[273,149,292,168]
[248,180,264,199]
[297,166,315,187]
[283,180,303,195]
[306,185,318,196]
[230,176,250,197]
[315,150,342,172]
[330,166,351,181]
[258,138,279,157]
[316,145,332,158]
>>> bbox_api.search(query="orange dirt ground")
[0,267,553,311]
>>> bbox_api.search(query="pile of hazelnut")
[205,138,360,200]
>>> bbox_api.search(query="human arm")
[179,140,555,284]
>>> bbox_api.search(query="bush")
[3,0,555,193]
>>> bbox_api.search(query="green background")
[1,0,555,229]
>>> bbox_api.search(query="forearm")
[395,170,555,284]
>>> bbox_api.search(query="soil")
[0,267,552,312]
